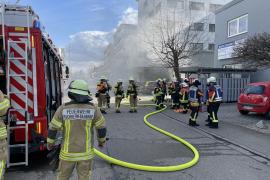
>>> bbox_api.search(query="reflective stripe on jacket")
[0,98,10,140]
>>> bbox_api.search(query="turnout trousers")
[155,95,164,109]
[115,96,122,110]
[97,93,107,111]
[171,93,180,109]
[0,160,5,180]
[209,102,221,128]
[189,103,200,126]
[56,159,93,180]
[129,95,138,112]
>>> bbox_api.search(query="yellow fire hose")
[93,104,200,172]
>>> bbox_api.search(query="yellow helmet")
[68,80,90,96]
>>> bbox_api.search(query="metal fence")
[200,78,250,102]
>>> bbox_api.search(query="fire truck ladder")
[6,6,32,167]
[7,40,29,167]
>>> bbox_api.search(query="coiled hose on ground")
[93,104,200,172]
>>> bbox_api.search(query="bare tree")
[147,10,206,81]
[233,32,270,68]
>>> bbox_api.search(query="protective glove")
[47,143,54,151]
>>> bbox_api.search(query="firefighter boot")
[189,119,200,127]
[209,122,218,129]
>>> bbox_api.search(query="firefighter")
[96,76,108,114]
[167,81,173,107]
[205,78,211,123]
[126,77,138,113]
[114,79,125,113]
[0,90,10,180]
[154,80,164,110]
[179,83,189,114]
[161,78,167,102]
[173,81,180,110]
[188,79,203,127]
[47,80,106,180]
[169,80,180,109]
[206,77,223,128]
[105,79,112,109]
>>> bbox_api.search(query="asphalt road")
[5,103,270,180]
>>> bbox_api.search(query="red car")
[237,82,270,119]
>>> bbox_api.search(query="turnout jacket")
[97,82,108,94]
[47,102,106,162]
[179,87,189,103]
[0,94,10,160]
[114,84,124,97]
[126,84,138,96]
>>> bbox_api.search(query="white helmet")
[129,77,135,81]
[207,77,216,83]
[117,79,123,83]
[182,83,189,88]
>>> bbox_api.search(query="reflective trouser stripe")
[212,112,218,123]
[0,160,5,180]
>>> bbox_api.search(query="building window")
[190,1,204,11]
[192,23,204,31]
[208,44,215,51]
[209,4,223,12]
[191,43,204,51]
[209,24,215,32]
[228,14,248,37]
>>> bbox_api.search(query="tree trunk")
[173,60,181,82]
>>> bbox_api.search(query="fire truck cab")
[0,4,68,167]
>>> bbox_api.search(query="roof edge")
[215,0,245,14]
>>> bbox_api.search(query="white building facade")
[138,0,232,67]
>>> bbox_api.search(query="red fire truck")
[0,4,68,167]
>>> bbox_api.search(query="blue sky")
[17,0,138,46]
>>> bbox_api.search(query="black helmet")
[193,79,201,86]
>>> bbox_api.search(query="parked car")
[237,82,270,119]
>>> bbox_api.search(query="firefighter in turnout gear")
[161,79,167,102]
[114,79,125,113]
[188,80,203,127]
[179,83,189,114]
[154,80,164,110]
[105,79,112,109]
[96,76,109,114]
[126,77,138,113]
[0,90,10,180]
[205,79,211,123]
[169,80,180,109]
[206,77,223,128]
[47,80,107,180]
